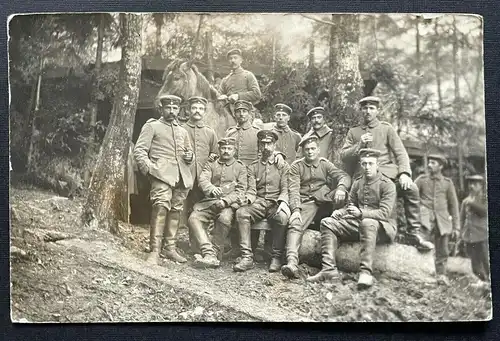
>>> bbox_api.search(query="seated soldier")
[188,137,247,268]
[310,148,397,289]
[234,130,291,273]
[281,135,351,279]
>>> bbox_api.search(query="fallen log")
[298,229,474,282]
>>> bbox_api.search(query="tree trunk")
[434,20,443,110]
[452,16,464,193]
[415,17,421,94]
[328,14,364,164]
[308,40,315,70]
[152,13,164,56]
[26,57,44,172]
[205,30,214,83]
[82,13,143,234]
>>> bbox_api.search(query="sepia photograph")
[8,12,491,322]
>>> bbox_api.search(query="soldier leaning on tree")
[340,96,434,252]
[133,94,194,265]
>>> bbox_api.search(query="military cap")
[306,106,326,118]
[359,96,381,106]
[298,135,319,147]
[466,174,485,182]
[226,48,242,58]
[257,130,279,143]
[359,148,382,158]
[218,137,236,146]
[274,103,292,115]
[427,153,448,165]
[188,96,208,106]
[234,100,253,111]
[157,94,182,106]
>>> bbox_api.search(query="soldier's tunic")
[133,117,194,211]
[181,120,218,181]
[286,157,351,264]
[272,124,302,161]
[320,172,397,274]
[219,66,262,104]
[225,122,261,166]
[415,173,460,275]
[299,125,335,163]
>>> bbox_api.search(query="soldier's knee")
[272,212,289,226]
[360,218,378,229]
[218,209,234,226]
[320,217,337,232]
[235,207,250,222]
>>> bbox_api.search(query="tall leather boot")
[307,227,340,282]
[269,224,287,272]
[163,210,187,263]
[251,230,262,262]
[234,219,255,272]
[147,205,167,265]
[189,217,220,269]
[281,228,302,279]
[212,221,232,261]
[403,185,434,252]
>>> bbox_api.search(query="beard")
[262,149,272,158]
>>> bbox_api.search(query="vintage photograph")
[9,12,490,322]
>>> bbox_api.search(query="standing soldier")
[272,103,302,161]
[188,137,247,268]
[234,130,291,273]
[281,135,351,279]
[134,94,194,265]
[460,174,489,287]
[340,96,434,252]
[299,107,335,163]
[217,48,262,106]
[415,154,460,285]
[310,149,397,288]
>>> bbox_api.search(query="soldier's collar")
[159,117,178,126]
[304,158,320,168]
[362,118,380,129]
[312,125,332,138]
[218,158,236,166]
[365,171,382,184]
[187,119,205,128]
[231,66,244,74]
[273,124,290,133]
[260,155,276,165]
[237,121,253,130]
[430,172,444,180]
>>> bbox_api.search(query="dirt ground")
[10,187,493,322]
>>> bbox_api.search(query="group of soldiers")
[133,48,489,289]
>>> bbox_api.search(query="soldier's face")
[260,141,276,158]
[427,159,443,174]
[228,54,242,68]
[360,156,379,178]
[190,103,206,121]
[161,104,179,121]
[310,113,325,130]
[361,104,378,123]
[219,145,235,160]
[303,141,320,161]
[274,111,290,127]
[468,181,483,195]
[235,108,250,124]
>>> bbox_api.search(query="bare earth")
[10,187,492,323]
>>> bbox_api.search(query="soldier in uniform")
[298,107,335,163]
[460,174,489,287]
[133,94,194,265]
[340,96,434,252]
[415,154,460,285]
[180,96,219,248]
[272,103,302,161]
[218,48,262,105]
[234,130,291,273]
[281,135,351,279]
[309,149,397,288]
[188,137,247,268]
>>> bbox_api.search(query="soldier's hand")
[451,229,460,241]
[214,200,226,210]
[218,94,228,101]
[183,150,194,162]
[462,196,474,206]
[276,201,289,215]
[275,152,286,166]
[211,187,223,197]
[228,94,239,102]
[331,209,344,219]
[399,173,413,191]
[360,133,373,144]
[334,189,346,204]
[346,205,362,218]
[207,153,218,162]
[289,211,302,224]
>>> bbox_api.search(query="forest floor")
[10,186,493,323]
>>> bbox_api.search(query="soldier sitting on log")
[188,137,247,268]
[310,148,397,289]
[234,130,291,273]
[281,135,351,279]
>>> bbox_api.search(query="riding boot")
[281,229,302,279]
[269,224,287,272]
[213,221,232,261]
[234,219,255,272]
[402,184,435,252]
[306,228,340,282]
[147,205,167,265]
[163,210,187,263]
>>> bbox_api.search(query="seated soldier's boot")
[357,271,374,289]
[307,269,341,282]
[213,221,232,261]
[163,210,187,263]
[281,262,300,279]
[269,224,287,273]
[269,258,283,273]
[307,225,339,282]
[146,206,167,265]
[281,228,302,279]
[233,257,255,272]
[410,233,435,252]
[436,274,450,286]
[194,254,220,269]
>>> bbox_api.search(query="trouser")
[421,221,450,275]
[320,216,390,274]
[466,241,490,282]
[188,207,235,259]
[285,201,320,265]
[236,198,289,259]
[182,182,204,251]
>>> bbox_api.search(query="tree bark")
[309,40,315,70]
[328,14,364,164]
[434,19,443,110]
[153,14,163,56]
[205,30,214,83]
[415,17,421,94]
[26,57,44,172]
[452,16,464,193]
[82,13,143,234]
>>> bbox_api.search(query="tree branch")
[300,14,335,26]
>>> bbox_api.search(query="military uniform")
[188,138,248,263]
[272,104,302,161]
[283,137,351,272]
[299,107,335,163]
[340,96,432,251]
[234,130,291,272]
[415,155,460,277]
[133,94,193,264]
[460,175,489,281]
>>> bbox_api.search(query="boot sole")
[281,266,299,279]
